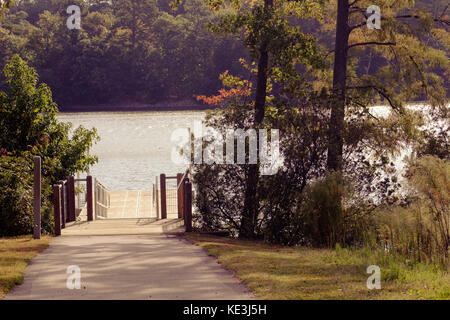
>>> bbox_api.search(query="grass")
[183,233,450,300]
[0,235,50,299]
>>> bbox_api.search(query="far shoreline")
[59,100,219,113]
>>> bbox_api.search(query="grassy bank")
[0,235,50,299]
[183,233,450,300]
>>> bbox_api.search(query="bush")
[0,155,33,236]
[299,173,375,248]
[192,94,375,247]
[193,163,246,236]
[0,55,97,236]
[0,154,53,236]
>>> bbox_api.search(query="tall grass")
[374,156,449,267]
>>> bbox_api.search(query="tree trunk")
[131,0,137,50]
[239,0,271,239]
[327,0,350,173]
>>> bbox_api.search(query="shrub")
[0,154,53,236]
[0,155,33,236]
[192,95,375,247]
[298,173,375,248]
[0,55,96,236]
[192,163,246,236]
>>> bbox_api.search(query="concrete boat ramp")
[5,190,253,300]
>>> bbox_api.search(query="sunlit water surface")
[59,111,205,190]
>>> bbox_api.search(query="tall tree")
[205,0,325,238]
[327,0,349,173]
[324,0,449,205]
[240,0,273,238]
[112,0,157,50]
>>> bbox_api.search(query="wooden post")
[59,181,66,225]
[184,179,192,232]
[33,156,41,239]
[177,173,183,219]
[67,176,76,222]
[53,185,61,236]
[94,178,98,219]
[155,176,160,219]
[87,176,93,221]
[160,174,167,219]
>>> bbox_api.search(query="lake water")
[59,104,444,192]
[59,111,205,190]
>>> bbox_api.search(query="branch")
[346,85,401,112]
[349,21,366,31]
[408,54,428,97]
[326,40,395,55]
[346,96,380,121]
[395,14,450,26]
[350,13,450,31]
[349,0,361,8]
[348,41,396,50]
[349,6,367,15]
[440,4,449,19]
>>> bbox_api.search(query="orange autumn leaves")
[197,70,252,105]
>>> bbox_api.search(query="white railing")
[95,178,110,219]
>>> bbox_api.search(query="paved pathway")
[5,219,253,300]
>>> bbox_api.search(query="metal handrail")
[95,179,110,192]
[177,169,190,191]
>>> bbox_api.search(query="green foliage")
[1,0,447,108]
[192,82,371,247]
[300,173,372,247]
[0,55,99,180]
[0,155,33,236]
[0,154,53,237]
[0,0,248,106]
[0,0,13,21]
[0,55,99,236]
[330,244,449,298]
[319,0,449,107]
[208,0,325,82]
[375,155,450,266]
[192,103,253,237]
[0,54,59,153]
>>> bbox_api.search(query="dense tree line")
[0,0,248,107]
[1,0,446,109]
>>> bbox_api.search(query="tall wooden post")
[87,176,93,221]
[33,156,41,239]
[184,179,192,232]
[155,176,160,219]
[94,178,98,219]
[53,185,61,236]
[160,174,167,219]
[59,181,66,225]
[177,173,184,219]
[67,176,76,222]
